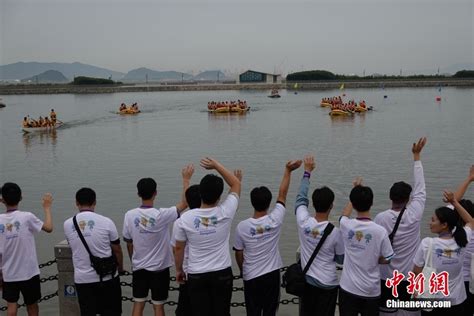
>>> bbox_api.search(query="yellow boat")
[329,109,353,116]
[208,106,250,114]
[320,102,332,107]
[354,106,368,113]
[118,109,141,115]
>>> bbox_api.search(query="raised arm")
[41,193,53,233]
[277,160,302,205]
[412,137,427,162]
[408,137,427,218]
[295,155,315,210]
[444,190,474,228]
[342,177,363,218]
[176,164,194,212]
[200,157,241,196]
[454,165,474,201]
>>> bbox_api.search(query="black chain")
[121,296,299,307]
[38,258,57,269]
[40,275,58,283]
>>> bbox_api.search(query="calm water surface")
[0,87,473,315]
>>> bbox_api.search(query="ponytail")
[452,223,468,248]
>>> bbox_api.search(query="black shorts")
[2,275,41,305]
[132,268,170,304]
[75,276,122,316]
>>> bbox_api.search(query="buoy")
[384,95,388,99]
[435,96,441,101]
[342,94,346,97]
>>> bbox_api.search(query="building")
[238,70,282,84]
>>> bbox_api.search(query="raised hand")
[42,193,53,209]
[443,190,456,204]
[286,160,302,172]
[412,137,427,160]
[353,177,363,187]
[182,164,195,180]
[233,169,243,181]
[468,165,474,182]
[303,155,316,172]
[200,157,219,170]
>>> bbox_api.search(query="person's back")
[234,160,301,316]
[63,187,123,316]
[339,182,394,316]
[294,155,344,316]
[174,157,241,316]
[0,183,53,316]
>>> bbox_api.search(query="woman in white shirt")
[413,191,473,315]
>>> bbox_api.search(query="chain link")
[0,291,58,311]
[38,258,57,269]
[120,297,299,307]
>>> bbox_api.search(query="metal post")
[55,240,80,316]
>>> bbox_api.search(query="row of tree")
[286,70,474,81]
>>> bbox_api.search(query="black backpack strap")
[73,215,93,257]
[388,207,406,244]
[302,223,335,275]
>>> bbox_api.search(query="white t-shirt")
[339,216,394,297]
[0,210,43,282]
[64,211,120,284]
[170,219,189,275]
[123,206,178,272]
[175,193,239,274]
[296,205,344,286]
[463,230,474,282]
[233,202,285,281]
[375,161,426,279]
[413,228,471,306]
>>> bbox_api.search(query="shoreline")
[1,79,473,95]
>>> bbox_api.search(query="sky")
[1,0,473,75]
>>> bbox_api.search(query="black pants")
[421,303,464,315]
[243,269,280,316]
[75,276,122,316]
[463,281,473,316]
[187,267,233,316]
[339,288,379,316]
[300,282,338,316]
[175,282,191,316]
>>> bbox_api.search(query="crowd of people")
[1,137,474,316]
[21,109,57,128]
[119,103,140,112]
[207,100,248,111]
[322,96,368,112]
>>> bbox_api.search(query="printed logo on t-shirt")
[348,230,372,244]
[303,226,320,238]
[0,221,21,239]
[250,224,271,236]
[193,216,218,235]
[435,247,462,259]
[71,220,95,237]
[134,216,156,228]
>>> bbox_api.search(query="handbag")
[413,238,436,311]
[73,215,117,282]
[282,223,334,297]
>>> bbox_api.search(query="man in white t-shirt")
[294,155,345,316]
[339,179,395,316]
[0,183,53,316]
[123,164,193,316]
[174,157,241,316]
[234,159,301,316]
[64,188,124,316]
[374,137,427,315]
[171,184,201,316]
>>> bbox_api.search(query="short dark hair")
[250,186,272,212]
[312,186,335,213]
[199,174,224,205]
[1,183,22,206]
[389,181,412,204]
[137,178,157,200]
[185,185,201,209]
[75,188,96,206]
[350,185,373,212]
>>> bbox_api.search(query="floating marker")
[384,95,388,99]
[436,96,442,101]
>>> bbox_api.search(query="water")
[0,87,473,315]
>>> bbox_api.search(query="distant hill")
[21,70,69,83]
[194,70,227,81]
[0,62,124,80]
[122,67,193,82]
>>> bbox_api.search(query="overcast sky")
[1,0,472,75]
